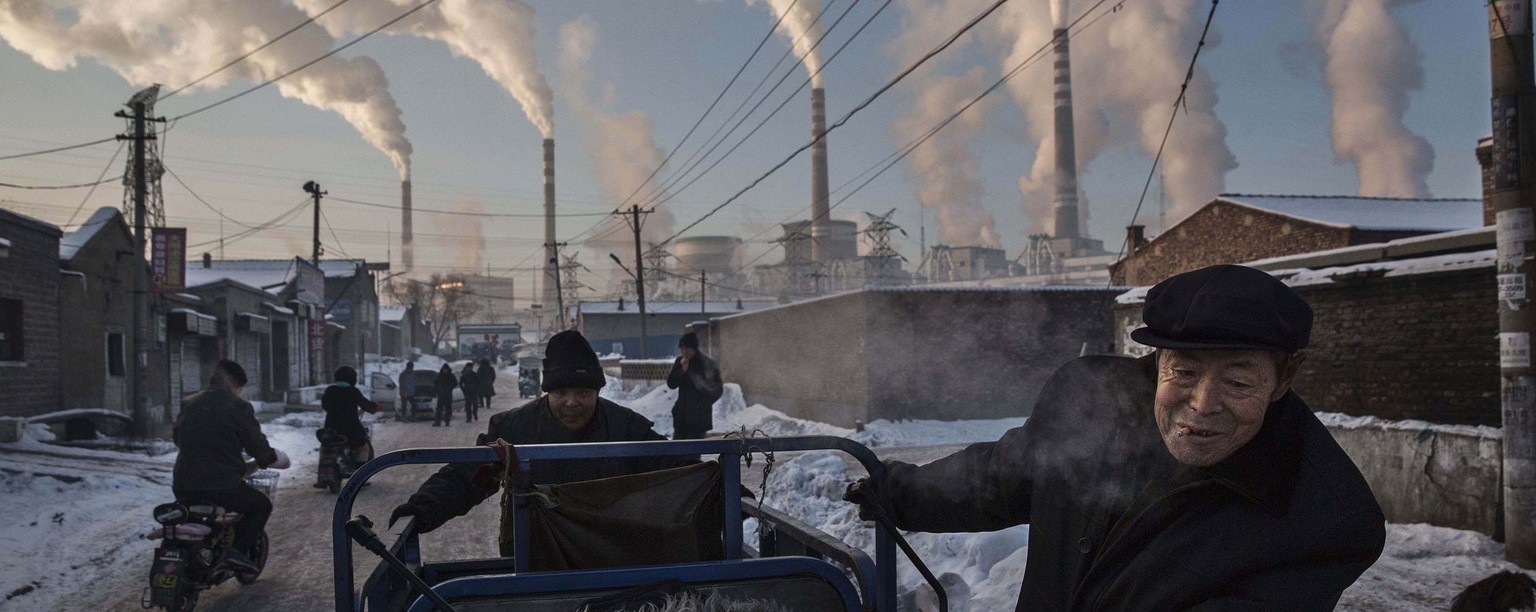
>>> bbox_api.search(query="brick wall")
[1477,137,1494,227]
[59,220,134,415]
[1115,265,1499,426]
[0,211,62,417]
[1111,202,1355,286]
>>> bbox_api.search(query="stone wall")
[1325,417,1502,537]
[716,292,869,427]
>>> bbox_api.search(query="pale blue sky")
[0,1,1492,291]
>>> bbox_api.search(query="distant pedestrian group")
[432,359,498,426]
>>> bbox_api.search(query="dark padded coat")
[873,354,1385,611]
[480,364,497,398]
[666,352,723,434]
[321,382,377,446]
[172,388,279,491]
[406,396,694,530]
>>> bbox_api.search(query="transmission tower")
[120,86,166,228]
[861,209,908,286]
[560,251,590,304]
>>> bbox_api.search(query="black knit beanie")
[542,330,606,392]
[679,332,700,350]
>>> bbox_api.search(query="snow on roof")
[577,300,778,315]
[379,305,407,322]
[1243,226,1494,270]
[1115,248,1496,304]
[235,311,269,321]
[261,301,294,316]
[170,307,216,322]
[1216,194,1482,232]
[59,207,122,261]
[183,258,372,293]
[1315,411,1500,439]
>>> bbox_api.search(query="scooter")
[143,461,284,612]
[315,428,374,494]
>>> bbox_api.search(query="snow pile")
[1315,411,1501,440]
[754,451,1031,610]
[609,383,854,440]
[1340,524,1529,611]
[852,418,1026,449]
[25,423,55,442]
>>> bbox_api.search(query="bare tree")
[386,273,482,353]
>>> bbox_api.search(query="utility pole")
[617,206,654,358]
[115,87,158,437]
[303,181,326,266]
[700,270,707,314]
[548,241,567,330]
[1492,0,1536,566]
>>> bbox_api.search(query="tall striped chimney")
[401,180,414,270]
[543,138,557,311]
[1051,27,1081,240]
[810,87,831,263]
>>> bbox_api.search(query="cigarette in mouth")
[1175,426,1191,438]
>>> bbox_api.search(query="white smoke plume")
[1310,0,1433,198]
[0,0,414,179]
[892,67,1000,248]
[294,0,554,138]
[748,0,826,86]
[990,0,1237,233]
[558,17,677,274]
[433,196,487,271]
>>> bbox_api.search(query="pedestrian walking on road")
[460,362,480,423]
[433,364,457,427]
[398,361,416,414]
[477,358,497,417]
[667,332,722,440]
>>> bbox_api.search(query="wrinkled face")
[1154,349,1295,467]
[680,346,697,360]
[547,388,599,431]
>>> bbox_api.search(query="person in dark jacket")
[478,358,497,416]
[389,330,691,535]
[667,332,723,440]
[172,359,290,574]
[398,361,416,412]
[434,364,458,427]
[321,366,379,465]
[846,265,1386,611]
[460,361,480,423]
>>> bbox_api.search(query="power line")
[164,163,263,229]
[1112,0,1221,268]
[167,0,439,122]
[327,195,611,218]
[0,175,124,190]
[651,0,1011,254]
[0,137,117,162]
[320,207,353,259]
[188,196,311,249]
[62,141,128,227]
[160,0,356,100]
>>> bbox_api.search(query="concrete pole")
[632,205,649,359]
[129,100,148,437]
[1491,0,1536,566]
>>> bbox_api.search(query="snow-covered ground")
[0,383,1527,610]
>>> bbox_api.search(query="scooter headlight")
[153,503,187,525]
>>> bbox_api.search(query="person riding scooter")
[321,366,379,468]
[172,359,291,574]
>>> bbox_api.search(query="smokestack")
[810,87,831,262]
[401,180,414,270]
[543,138,558,310]
[1051,27,1081,240]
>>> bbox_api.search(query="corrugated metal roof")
[1216,194,1482,232]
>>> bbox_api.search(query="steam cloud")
[0,0,414,178]
[558,17,677,276]
[892,66,1001,248]
[990,0,1238,232]
[1310,0,1434,198]
[434,197,487,271]
[295,0,555,138]
[749,0,826,86]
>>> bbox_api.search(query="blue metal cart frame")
[331,436,899,611]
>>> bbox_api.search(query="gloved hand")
[843,478,880,521]
[388,502,440,533]
[268,449,292,470]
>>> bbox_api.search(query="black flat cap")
[1131,264,1312,353]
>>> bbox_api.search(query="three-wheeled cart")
[332,436,928,611]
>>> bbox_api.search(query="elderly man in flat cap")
[847,264,1385,611]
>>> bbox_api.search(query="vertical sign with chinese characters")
[150,228,186,292]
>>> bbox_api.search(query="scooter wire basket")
[247,469,281,502]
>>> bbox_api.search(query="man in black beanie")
[389,330,692,534]
[846,265,1385,610]
[667,332,723,440]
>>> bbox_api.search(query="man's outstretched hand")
[388,502,440,533]
[843,479,880,522]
